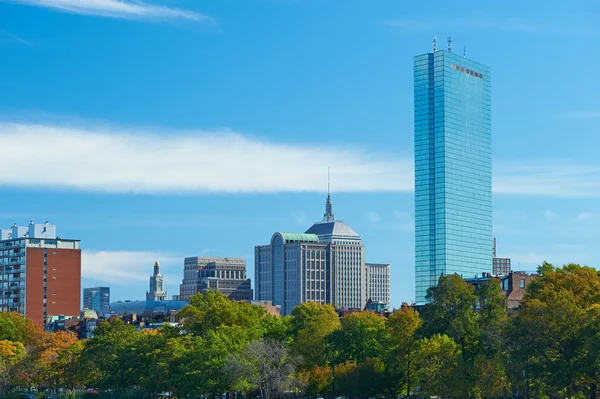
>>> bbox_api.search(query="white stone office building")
[365,263,391,310]
[255,193,386,315]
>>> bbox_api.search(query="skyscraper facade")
[255,233,329,315]
[0,222,81,326]
[255,194,374,315]
[83,286,110,313]
[414,41,492,304]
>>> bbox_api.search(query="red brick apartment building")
[0,222,81,326]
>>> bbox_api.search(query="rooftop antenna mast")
[433,36,437,52]
[447,35,452,53]
[464,46,467,58]
[328,166,331,196]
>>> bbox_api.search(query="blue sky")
[1,0,599,308]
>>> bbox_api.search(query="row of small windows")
[451,64,484,79]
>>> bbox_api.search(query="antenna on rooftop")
[328,167,331,195]
[447,35,452,53]
[464,46,467,58]
[432,37,437,52]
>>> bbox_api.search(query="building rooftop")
[305,220,360,240]
[279,233,319,243]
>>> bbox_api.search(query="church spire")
[323,167,334,222]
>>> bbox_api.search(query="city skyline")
[1,0,599,307]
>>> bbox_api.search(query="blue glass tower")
[414,41,492,304]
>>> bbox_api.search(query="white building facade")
[365,263,391,310]
[255,194,383,315]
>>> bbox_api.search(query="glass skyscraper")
[414,44,492,304]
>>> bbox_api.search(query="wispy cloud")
[383,15,542,33]
[0,121,412,194]
[1,120,600,197]
[0,29,32,46]
[493,162,600,198]
[82,250,181,284]
[5,0,212,23]
[558,111,600,119]
[544,210,558,221]
[574,212,595,221]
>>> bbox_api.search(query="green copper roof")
[280,233,319,243]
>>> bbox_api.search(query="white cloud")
[574,212,595,221]
[544,210,558,221]
[5,0,211,22]
[82,250,181,284]
[0,121,413,194]
[1,120,600,198]
[493,162,600,198]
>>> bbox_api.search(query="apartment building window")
[520,279,525,289]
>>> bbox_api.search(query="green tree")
[81,319,140,390]
[329,312,387,363]
[414,334,460,399]
[513,263,600,398]
[421,274,480,361]
[290,303,340,368]
[179,290,267,341]
[385,306,422,396]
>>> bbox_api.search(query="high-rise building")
[414,39,492,304]
[0,222,81,326]
[198,259,253,301]
[83,286,110,313]
[179,257,249,301]
[146,262,167,301]
[365,263,390,310]
[492,238,512,275]
[255,233,329,315]
[305,193,366,310]
[255,193,378,315]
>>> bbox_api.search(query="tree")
[329,312,387,363]
[299,364,332,398]
[386,306,422,396]
[0,339,25,390]
[225,338,300,399]
[132,330,170,395]
[290,303,340,368]
[180,290,268,341]
[421,274,480,361]
[513,263,600,398]
[34,330,78,390]
[414,334,460,399]
[81,319,140,390]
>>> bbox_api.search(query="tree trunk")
[590,383,597,399]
